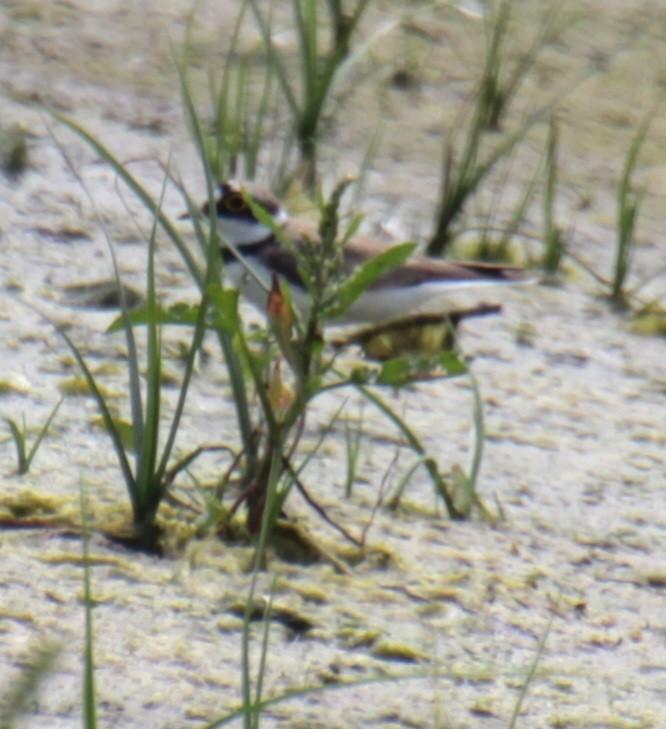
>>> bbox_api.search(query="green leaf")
[436,351,467,377]
[206,284,241,334]
[95,415,135,452]
[329,241,416,318]
[377,357,412,386]
[107,302,201,333]
[340,213,364,244]
[106,293,240,335]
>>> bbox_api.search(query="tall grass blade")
[134,212,163,521]
[542,113,562,274]
[59,328,136,503]
[611,110,653,306]
[54,113,202,286]
[80,487,98,729]
[247,0,298,115]
[3,416,27,474]
[176,60,257,472]
[467,370,485,490]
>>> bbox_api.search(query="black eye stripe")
[225,194,247,212]
[215,192,252,219]
[211,183,281,220]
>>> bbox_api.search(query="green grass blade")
[54,113,203,287]
[356,385,462,518]
[50,121,147,451]
[4,416,27,474]
[294,0,318,106]
[467,370,485,490]
[156,271,216,482]
[175,57,256,467]
[387,455,428,508]
[134,222,163,517]
[247,0,298,115]
[251,580,277,729]
[542,113,562,274]
[24,397,65,472]
[59,328,137,512]
[612,110,653,304]
[507,613,554,729]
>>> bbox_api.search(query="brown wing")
[275,220,528,289]
[259,244,305,286]
[338,232,528,289]
[369,255,528,289]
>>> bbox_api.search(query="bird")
[191,180,530,325]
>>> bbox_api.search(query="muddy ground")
[0,1,665,728]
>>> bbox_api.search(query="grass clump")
[247,0,375,189]
[48,138,217,550]
[427,1,563,255]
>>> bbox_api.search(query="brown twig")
[283,458,362,546]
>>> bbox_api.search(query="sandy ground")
[0,1,665,728]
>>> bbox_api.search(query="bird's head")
[201,181,287,245]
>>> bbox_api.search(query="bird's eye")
[225,194,247,213]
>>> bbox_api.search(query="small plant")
[611,112,653,308]
[204,178,433,543]
[3,397,64,475]
[135,177,471,550]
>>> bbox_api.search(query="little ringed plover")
[193,180,530,324]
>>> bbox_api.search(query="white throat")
[218,208,288,246]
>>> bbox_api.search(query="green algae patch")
[36,552,133,568]
[226,597,318,635]
[370,640,429,663]
[0,373,31,395]
[631,304,666,337]
[58,376,119,398]
[337,626,382,649]
[0,490,78,527]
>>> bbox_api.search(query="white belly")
[224,260,462,325]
